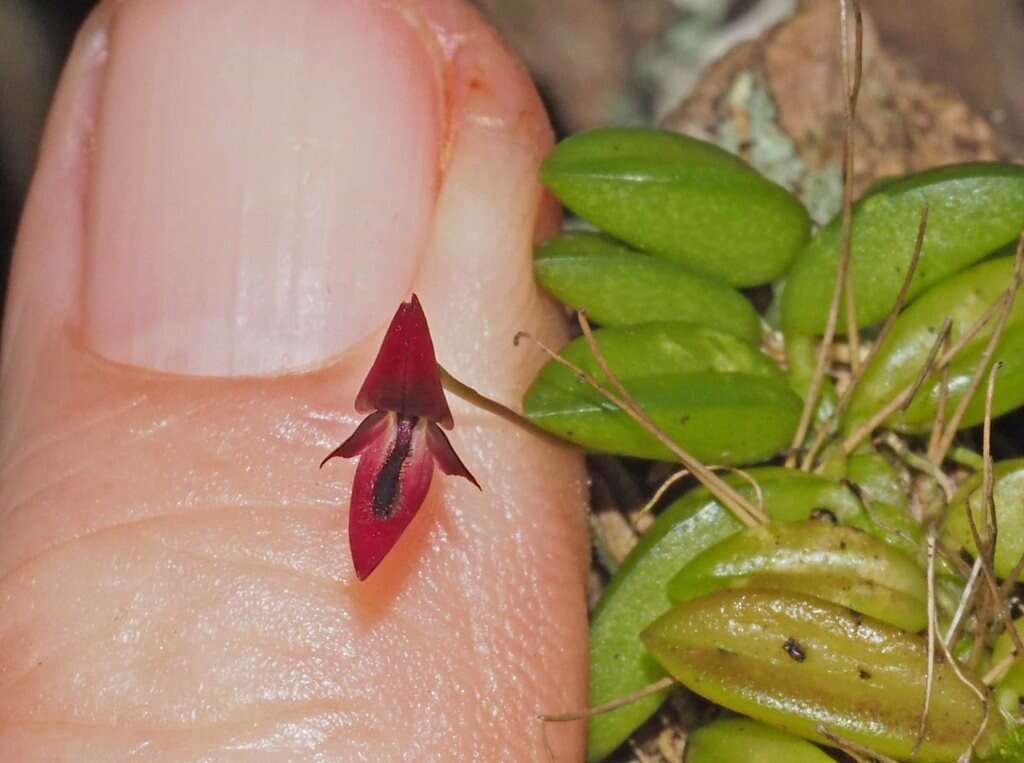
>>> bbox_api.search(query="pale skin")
[0,0,589,760]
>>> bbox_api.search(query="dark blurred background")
[0,1,93,301]
[4,0,1024,315]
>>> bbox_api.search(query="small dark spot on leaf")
[718,647,735,657]
[839,540,847,550]
[858,668,871,680]
[849,609,864,627]
[783,637,806,662]
[810,508,838,523]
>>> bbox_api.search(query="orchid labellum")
[321,295,479,580]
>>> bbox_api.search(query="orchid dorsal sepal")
[320,294,478,580]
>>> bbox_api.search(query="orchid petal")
[319,410,391,468]
[426,422,480,489]
[354,294,454,428]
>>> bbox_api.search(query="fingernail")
[83,0,440,375]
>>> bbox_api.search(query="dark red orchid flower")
[321,294,479,580]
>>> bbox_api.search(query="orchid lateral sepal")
[320,294,479,581]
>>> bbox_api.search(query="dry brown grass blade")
[965,499,1024,657]
[840,0,864,376]
[514,322,766,528]
[945,557,982,649]
[882,432,956,502]
[1000,547,1024,598]
[931,237,1024,463]
[438,364,568,448]
[657,728,685,763]
[927,362,950,464]
[964,361,1024,686]
[941,633,991,763]
[913,527,939,757]
[800,206,929,470]
[968,570,995,671]
[573,309,767,526]
[921,529,990,763]
[934,536,974,578]
[854,486,932,559]
[629,741,658,763]
[981,363,1002,547]
[841,234,1022,459]
[786,0,864,468]
[842,317,953,454]
[983,650,1019,686]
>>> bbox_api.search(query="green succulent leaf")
[985,727,1024,763]
[534,232,762,342]
[989,616,1024,723]
[666,519,928,632]
[522,323,800,462]
[642,589,1000,762]
[541,128,810,287]
[586,469,873,762]
[847,256,1024,433]
[685,717,835,763]
[783,162,1024,334]
[941,458,1024,581]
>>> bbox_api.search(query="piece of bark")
[662,0,999,207]
[863,0,1024,153]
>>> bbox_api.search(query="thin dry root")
[538,677,676,724]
